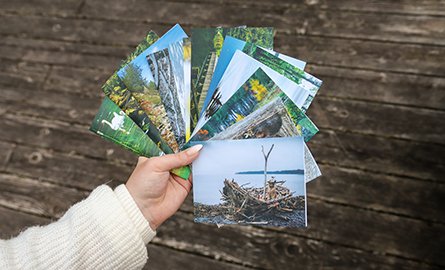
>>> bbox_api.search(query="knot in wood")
[27,152,43,164]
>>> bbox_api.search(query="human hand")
[126,144,203,230]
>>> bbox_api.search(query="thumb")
[152,144,203,172]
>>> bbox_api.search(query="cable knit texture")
[0,184,156,270]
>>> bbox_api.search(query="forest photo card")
[193,49,312,133]
[199,35,308,117]
[191,27,274,121]
[192,137,307,227]
[117,24,188,148]
[147,37,191,141]
[100,32,176,154]
[188,68,318,144]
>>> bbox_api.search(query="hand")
[126,144,203,230]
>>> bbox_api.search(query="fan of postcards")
[90,24,323,226]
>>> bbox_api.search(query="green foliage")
[190,69,274,142]
[121,63,148,92]
[243,44,305,84]
[90,97,189,179]
[226,27,274,49]
[281,95,318,141]
[120,31,159,69]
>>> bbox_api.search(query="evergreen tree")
[121,63,147,92]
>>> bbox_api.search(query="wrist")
[114,184,156,244]
[125,184,161,230]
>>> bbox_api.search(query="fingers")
[173,174,193,193]
[151,144,203,172]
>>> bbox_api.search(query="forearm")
[0,185,156,270]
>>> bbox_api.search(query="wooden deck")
[0,0,444,269]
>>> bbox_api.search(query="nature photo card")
[192,137,307,227]
[194,37,322,133]
[117,24,188,149]
[188,68,318,144]
[191,27,275,125]
[147,38,191,142]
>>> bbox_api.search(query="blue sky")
[192,137,304,175]
[117,24,188,83]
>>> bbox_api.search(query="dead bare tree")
[261,144,275,199]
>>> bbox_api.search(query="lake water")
[193,173,305,205]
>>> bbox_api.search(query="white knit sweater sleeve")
[0,184,156,270]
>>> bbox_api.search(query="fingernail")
[186,144,203,156]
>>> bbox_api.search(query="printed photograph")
[191,27,274,115]
[188,68,318,144]
[197,36,322,124]
[100,31,179,153]
[242,42,323,110]
[211,98,321,182]
[90,97,191,180]
[193,49,311,132]
[102,73,177,153]
[199,35,308,118]
[147,38,188,146]
[89,97,164,158]
[192,137,307,227]
[117,24,188,148]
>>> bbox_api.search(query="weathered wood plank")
[0,86,101,124]
[0,113,137,162]
[184,0,445,16]
[0,0,82,16]
[0,13,172,46]
[45,66,110,96]
[1,6,444,56]
[302,200,444,266]
[309,97,445,145]
[309,130,445,182]
[4,144,133,190]
[0,205,50,239]
[311,165,445,223]
[3,32,444,80]
[0,173,87,218]
[2,0,445,17]
[276,35,445,77]
[0,141,15,171]
[308,65,445,111]
[81,0,445,45]
[145,244,251,270]
[0,60,50,91]
[0,43,122,71]
[155,209,441,269]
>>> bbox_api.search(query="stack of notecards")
[90,24,323,228]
